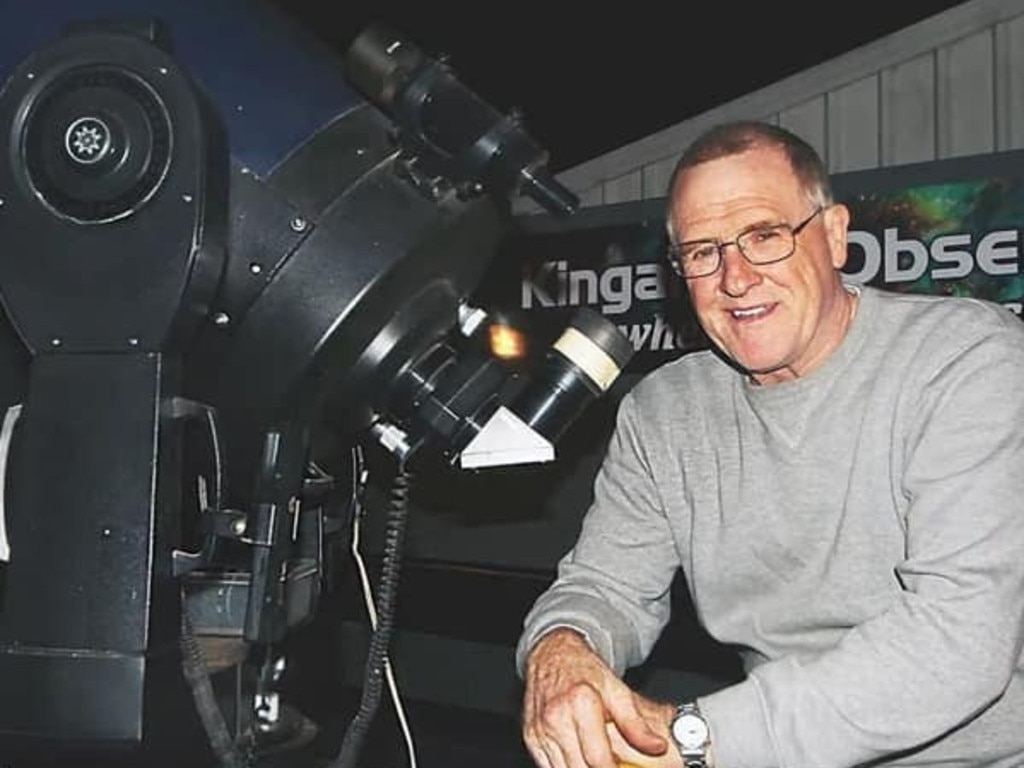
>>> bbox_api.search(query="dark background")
[269,2,972,172]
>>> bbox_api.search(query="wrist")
[528,625,592,664]
[670,701,713,768]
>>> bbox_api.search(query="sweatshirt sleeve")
[516,392,681,677]
[703,319,1024,767]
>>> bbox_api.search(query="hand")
[606,721,683,768]
[522,628,675,768]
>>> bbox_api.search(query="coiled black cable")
[176,398,252,768]
[180,606,252,768]
[331,464,412,768]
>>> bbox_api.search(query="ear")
[824,203,851,269]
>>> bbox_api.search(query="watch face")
[672,712,709,750]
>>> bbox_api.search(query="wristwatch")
[670,701,711,768]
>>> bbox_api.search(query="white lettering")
[521,261,671,314]
[884,227,928,282]
[620,321,654,350]
[615,314,703,353]
[930,234,973,280]
[521,260,558,309]
[634,263,663,302]
[843,230,881,284]
[844,227,1022,284]
[568,267,598,307]
[600,265,632,315]
[977,230,1019,276]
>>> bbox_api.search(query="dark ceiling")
[271,2,973,172]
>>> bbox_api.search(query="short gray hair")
[665,120,832,241]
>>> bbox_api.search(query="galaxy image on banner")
[838,168,1024,317]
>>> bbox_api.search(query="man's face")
[668,145,851,385]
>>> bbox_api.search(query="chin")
[729,348,780,371]
[732,352,790,380]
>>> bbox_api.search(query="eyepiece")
[510,308,634,444]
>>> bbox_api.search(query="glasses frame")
[669,206,824,279]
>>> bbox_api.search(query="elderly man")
[516,120,1024,768]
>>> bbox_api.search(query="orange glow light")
[488,323,527,360]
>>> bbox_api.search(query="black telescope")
[0,3,631,766]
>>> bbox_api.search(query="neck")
[748,284,859,386]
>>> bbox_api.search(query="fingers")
[606,723,655,768]
[523,679,675,768]
[524,680,619,768]
[521,629,671,768]
[612,694,672,757]
[606,719,679,768]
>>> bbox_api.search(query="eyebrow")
[675,216,784,246]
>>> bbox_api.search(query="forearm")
[517,399,681,679]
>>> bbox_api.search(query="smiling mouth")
[730,304,773,320]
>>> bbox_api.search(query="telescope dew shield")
[455,308,634,470]
[512,308,634,444]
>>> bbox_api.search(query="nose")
[718,242,762,297]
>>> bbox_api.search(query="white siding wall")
[532,0,1024,210]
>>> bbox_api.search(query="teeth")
[732,307,767,318]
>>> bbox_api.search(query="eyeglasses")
[668,206,824,279]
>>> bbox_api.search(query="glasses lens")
[737,226,795,264]
[674,242,719,278]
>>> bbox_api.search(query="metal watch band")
[673,701,710,768]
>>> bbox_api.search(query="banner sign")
[479,148,1024,379]
[833,152,1024,314]
[399,148,1024,577]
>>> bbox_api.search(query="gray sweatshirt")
[516,285,1024,767]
